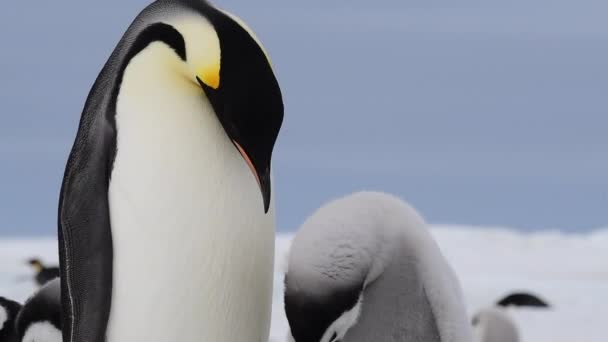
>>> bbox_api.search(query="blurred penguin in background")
[496,291,550,309]
[26,258,59,287]
[15,278,61,342]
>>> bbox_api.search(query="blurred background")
[1,0,606,236]
[1,1,607,341]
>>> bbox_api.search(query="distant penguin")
[496,292,550,308]
[284,192,472,342]
[26,259,59,287]
[57,1,283,341]
[0,297,21,342]
[15,278,61,342]
[472,307,519,342]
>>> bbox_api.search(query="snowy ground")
[2,226,607,342]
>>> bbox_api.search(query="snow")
[1,226,607,342]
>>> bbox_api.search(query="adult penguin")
[15,278,62,342]
[284,192,472,342]
[57,1,283,341]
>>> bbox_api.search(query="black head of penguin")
[15,278,61,340]
[496,292,550,308]
[0,297,22,342]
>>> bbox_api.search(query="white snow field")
[1,226,607,342]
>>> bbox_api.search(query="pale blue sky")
[0,0,606,235]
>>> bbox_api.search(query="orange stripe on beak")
[233,141,261,189]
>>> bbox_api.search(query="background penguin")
[284,192,472,342]
[0,297,22,342]
[496,291,550,308]
[26,258,59,287]
[57,1,283,341]
[472,307,519,342]
[15,278,61,342]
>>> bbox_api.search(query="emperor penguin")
[284,192,472,342]
[15,278,62,342]
[57,1,283,341]
[26,258,59,287]
[0,297,22,342]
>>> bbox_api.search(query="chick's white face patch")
[0,306,7,330]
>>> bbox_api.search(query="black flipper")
[57,65,117,341]
[56,4,199,341]
[57,2,282,341]
[56,3,189,340]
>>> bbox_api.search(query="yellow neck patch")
[166,14,221,89]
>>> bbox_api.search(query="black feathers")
[1,280,62,342]
[0,297,22,342]
[127,23,187,62]
[496,292,551,308]
[58,2,283,342]
[57,13,189,342]
[15,278,62,339]
[284,283,363,342]
[27,258,60,286]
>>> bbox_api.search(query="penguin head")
[26,258,43,272]
[284,248,365,342]
[124,2,283,212]
[284,280,363,342]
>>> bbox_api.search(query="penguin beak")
[233,141,272,213]
[196,76,276,213]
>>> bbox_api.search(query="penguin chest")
[22,322,62,342]
[107,87,275,341]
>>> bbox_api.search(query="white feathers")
[0,305,7,330]
[165,13,221,84]
[320,296,363,342]
[473,308,520,342]
[106,25,275,342]
[21,322,62,342]
[285,192,472,341]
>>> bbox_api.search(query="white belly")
[107,49,275,341]
[22,322,62,342]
